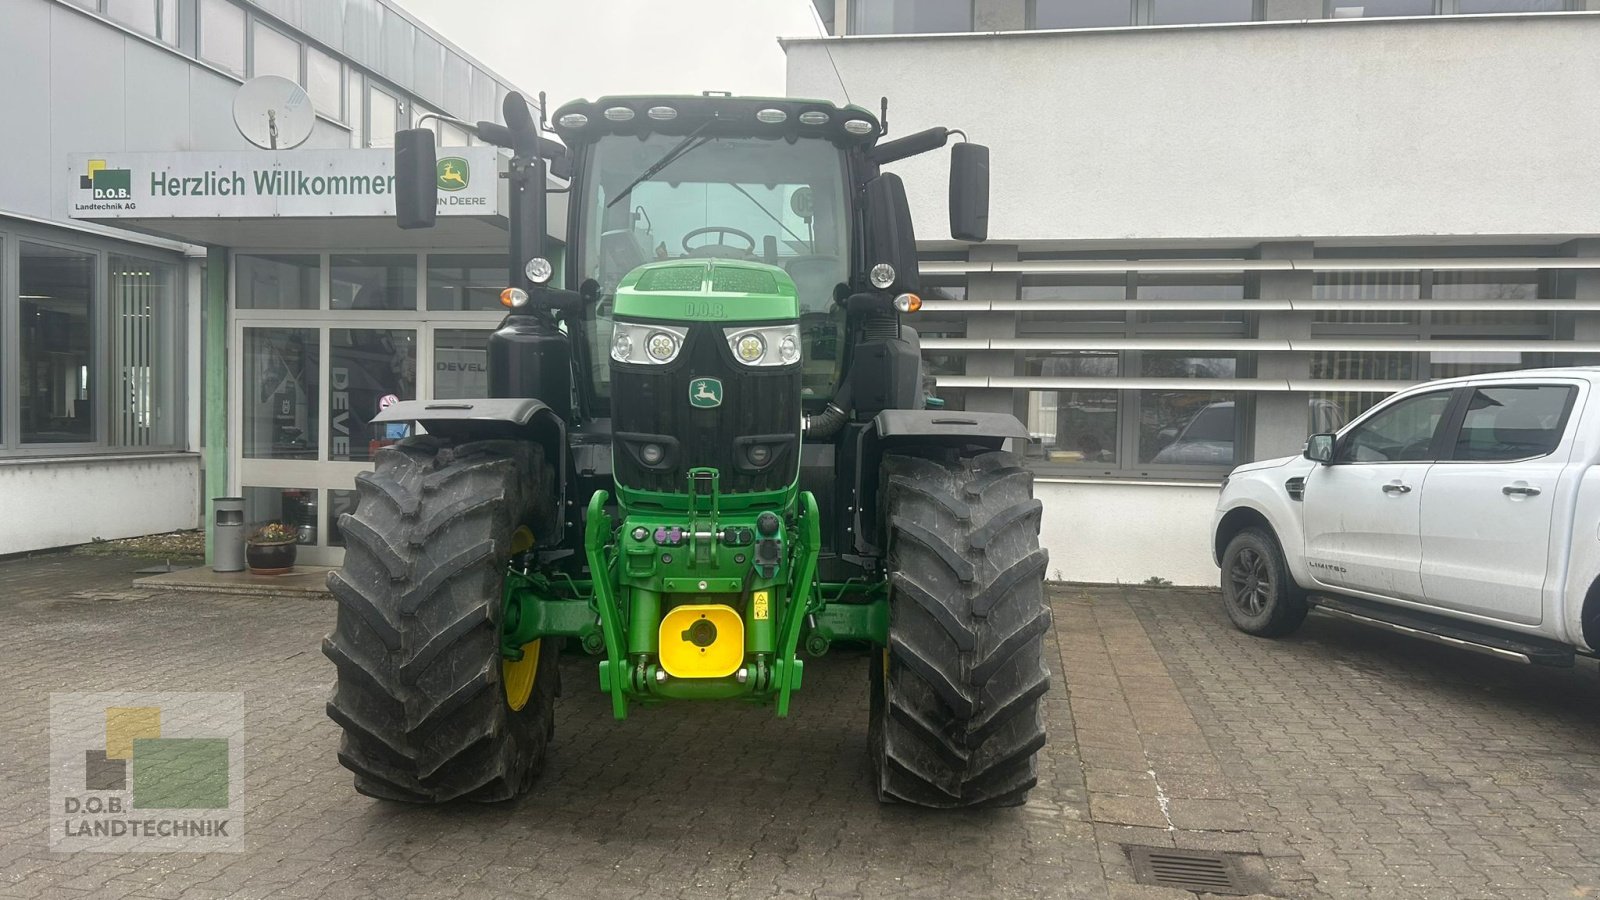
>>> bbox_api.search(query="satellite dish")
[233,75,315,150]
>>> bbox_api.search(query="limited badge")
[752,591,769,620]
[689,377,723,409]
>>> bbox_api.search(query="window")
[1025,353,1119,466]
[306,46,343,120]
[427,254,508,311]
[243,328,318,460]
[329,329,415,461]
[1456,0,1563,10]
[331,255,415,311]
[1139,353,1240,466]
[251,21,301,82]
[109,256,179,447]
[105,0,169,40]
[433,330,492,400]
[199,0,247,76]
[1031,0,1135,27]
[237,255,319,309]
[853,0,973,33]
[327,488,358,547]
[1337,390,1452,463]
[369,85,399,148]
[347,69,365,143]
[243,487,318,545]
[1149,0,1256,22]
[20,244,96,444]
[1329,0,1432,16]
[1451,385,1573,462]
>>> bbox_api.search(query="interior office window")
[433,330,493,400]
[199,0,247,76]
[1024,352,1119,466]
[243,328,318,460]
[369,85,399,148]
[237,254,319,309]
[331,255,416,311]
[1018,276,1128,329]
[20,244,96,444]
[330,329,416,461]
[105,0,157,38]
[1135,273,1246,324]
[427,254,509,311]
[109,256,179,448]
[1139,353,1239,466]
[1456,0,1563,10]
[1452,385,1573,462]
[251,21,301,82]
[1031,0,1135,27]
[1431,270,1548,328]
[1313,270,1420,325]
[306,46,343,120]
[1329,0,1432,17]
[853,0,973,33]
[347,69,364,143]
[1149,0,1257,23]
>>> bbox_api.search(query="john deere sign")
[67,148,499,220]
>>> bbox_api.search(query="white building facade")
[788,4,1600,583]
[0,0,523,557]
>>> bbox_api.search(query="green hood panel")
[613,260,799,323]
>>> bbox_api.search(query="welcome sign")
[67,147,501,220]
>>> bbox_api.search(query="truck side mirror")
[1304,433,1336,464]
[949,142,989,243]
[864,173,919,293]
[394,128,438,230]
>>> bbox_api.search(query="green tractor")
[322,91,1051,808]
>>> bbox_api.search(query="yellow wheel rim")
[503,639,542,711]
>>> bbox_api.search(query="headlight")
[723,324,801,368]
[611,321,686,365]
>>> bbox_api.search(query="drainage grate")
[1126,846,1246,895]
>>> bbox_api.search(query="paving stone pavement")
[1,553,1597,898]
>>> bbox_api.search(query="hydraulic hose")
[803,381,852,441]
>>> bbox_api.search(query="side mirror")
[949,141,989,242]
[1304,433,1336,464]
[394,128,438,230]
[864,173,919,293]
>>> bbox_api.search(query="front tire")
[872,450,1052,808]
[322,436,559,802]
[1220,527,1308,638]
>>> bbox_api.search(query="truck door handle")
[1381,483,1411,494]
[1502,484,1541,497]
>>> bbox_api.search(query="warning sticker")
[753,591,770,620]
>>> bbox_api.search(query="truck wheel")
[872,450,1051,808]
[322,436,559,802]
[1220,527,1308,638]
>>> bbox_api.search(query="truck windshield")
[575,134,850,408]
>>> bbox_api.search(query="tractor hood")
[613,259,799,323]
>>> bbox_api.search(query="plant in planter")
[246,522,299,574]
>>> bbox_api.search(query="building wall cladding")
[785,14,1600,244]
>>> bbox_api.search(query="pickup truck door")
[1419,382,1579,626]
[1301,389,1456,601]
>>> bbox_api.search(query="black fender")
[845,409,1032,558]
[371,398,568,542]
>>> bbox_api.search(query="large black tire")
[872,449,1052,808]
[322,435,559,802]
[1220,527,1308,638]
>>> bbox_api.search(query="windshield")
[576,134,850,408]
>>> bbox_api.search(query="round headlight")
[843,119,875,135]
[646,331,679,361]
[779,334,800,363]
[611,331,632,361]
[756,108,788,124]
[603,106,635,122]
[524,257,553,284]
[647,106,678,121]
[870,263,896,289]
[557,113,588,129]
[500,287,528,309]
[640,443,665,465]
[799,111,829,126]
[736,333,766,363]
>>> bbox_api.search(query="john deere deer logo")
[689,378,723,409]
[436,157,469,192]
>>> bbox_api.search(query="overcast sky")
[397,0,826,116]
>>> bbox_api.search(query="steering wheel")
[682,226,757,258]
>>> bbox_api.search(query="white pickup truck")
[1212,367,1600,667]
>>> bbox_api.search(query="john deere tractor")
[322,91,1051,808]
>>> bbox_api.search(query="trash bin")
[213,497,246,573]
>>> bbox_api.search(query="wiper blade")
[605,122,713,210]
